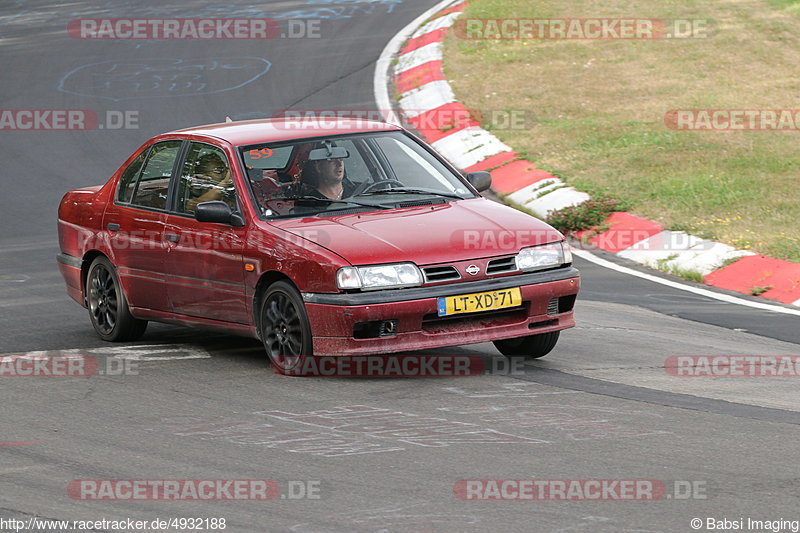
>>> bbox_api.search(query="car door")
[102,139,183,312]
[162,141,249,324]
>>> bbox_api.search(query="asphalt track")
[1,1,799,532]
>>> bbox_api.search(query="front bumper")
[304,267,580,356]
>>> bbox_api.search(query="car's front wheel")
[259,281,312,375]
[86,256,148,342]
[493,331,560,359]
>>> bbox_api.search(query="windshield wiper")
[356,188,466,200]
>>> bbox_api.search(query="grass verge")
[443,0,800,261]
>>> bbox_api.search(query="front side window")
[239,131,474,218]
[129,140,182,210]
[373,134,459,191]
[176,142,236,215]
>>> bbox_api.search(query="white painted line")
[431,126,511,169]
[396,42,443,74]
[572,249,800,316]
[0,296,67,308]
[410,12,463,39]
[0,240,59,253]
[398,80,455,117]
[0,466,44,474]
[5,345,213,361]
[0,274,29,282]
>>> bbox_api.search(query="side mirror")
[466,171,492,193]
[195,201,244,227]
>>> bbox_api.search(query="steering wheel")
[358,179,405,195]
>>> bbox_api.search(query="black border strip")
[56,253,81,268]
[517,366,800,426]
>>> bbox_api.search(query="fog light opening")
[353,319,399,339]
[380,320,397,336]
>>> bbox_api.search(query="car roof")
[169,117,403,146]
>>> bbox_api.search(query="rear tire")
[493,331,560,359]
[258,281,312,376]
[86,256,148,342]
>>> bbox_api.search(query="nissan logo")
[465,264,480,276]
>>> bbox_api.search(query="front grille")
[547,298,559,315]
[422,308,528,334]
[486,256,517,274]
[422,266,460,283]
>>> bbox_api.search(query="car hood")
[269,198,564,266]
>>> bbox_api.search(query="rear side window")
[176,142,235,215]
[117,150,147,203]
[129,140,182,210]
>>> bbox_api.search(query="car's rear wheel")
[86,256,147,342]
[259,281,312,375]
[493,331,560,359]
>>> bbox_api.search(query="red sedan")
[57,118,580,373]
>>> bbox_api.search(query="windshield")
[238,131,476,218]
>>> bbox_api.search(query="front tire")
[86,256,147,342]
[493,331,560,359]
[259,281,312,375]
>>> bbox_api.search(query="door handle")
[165,233,180,243]
[107,223,120,232]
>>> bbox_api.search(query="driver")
[299,145,356,200]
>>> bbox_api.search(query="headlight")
[336,263,423,291]
[515,242,571,272]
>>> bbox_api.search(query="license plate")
[437,287,522,317]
